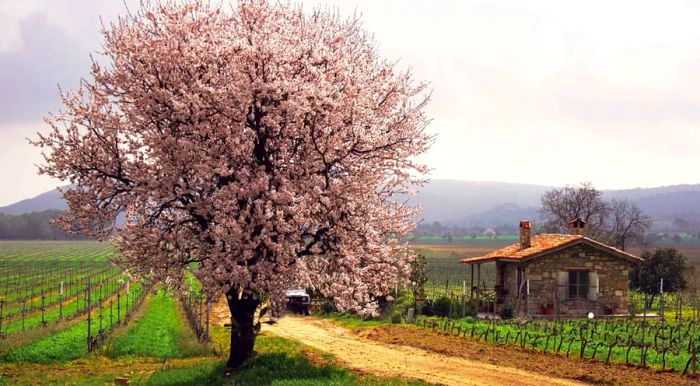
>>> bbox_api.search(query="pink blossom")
[33,0,431,316]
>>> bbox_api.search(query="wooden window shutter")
[556,271,568,300]
[588,271,598,301]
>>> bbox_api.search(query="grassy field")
[412,241,507,290]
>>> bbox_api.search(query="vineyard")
[0,241,431,385]
[3,240,700,384]
[0,241,150,363]
[414,314,700,374]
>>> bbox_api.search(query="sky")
[1,0,699,206]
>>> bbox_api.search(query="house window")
[568,271,589,299]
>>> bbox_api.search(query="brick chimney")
[519,220,532,249]
[568,217,587,236]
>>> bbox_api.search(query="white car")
[285,289,310,315]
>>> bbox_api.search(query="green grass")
[318,312,390,329]
[108,290,187,359]
[144,333,429,386]
[2,317,92,363]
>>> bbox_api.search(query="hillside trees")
[0,210,82,240]
[540,183,651,250]
[32,0,431,370]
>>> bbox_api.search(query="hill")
[410,180,700,231]
[3,180,700,232]
[0,188,66,215]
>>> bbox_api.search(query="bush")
[320,300,335,315]
[432,296,452,317]
[420,300,434,316]
[499,304,513,320]
[390,311,402,324]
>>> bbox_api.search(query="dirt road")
[263,316,587,386]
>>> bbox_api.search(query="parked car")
[285,288,310,315]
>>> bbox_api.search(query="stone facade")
[495,243,632,316]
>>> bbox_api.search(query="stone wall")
[517,243,633,316]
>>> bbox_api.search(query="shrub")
[420,299,434,316]
[390,311,402,324]
[320,300,335,315]
[499,304,514,320]
[463,300,478,317]
[432,296,452,317]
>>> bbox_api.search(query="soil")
[263,316,585,386]
[214,300,700,386]
[359,323,700,386]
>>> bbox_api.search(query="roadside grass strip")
[144,330,429,386]
[108,290,190,359]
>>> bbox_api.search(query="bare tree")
[540,183,652,250]
[540,182,609,238]
[608,199,652,250]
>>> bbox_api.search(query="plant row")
[415,315,700,374]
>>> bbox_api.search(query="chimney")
[568,217,587,236]
[519,220,532,249]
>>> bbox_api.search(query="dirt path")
[263,316,587,386]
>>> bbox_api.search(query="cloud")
[1,0,700,207]
[0,12,90,125]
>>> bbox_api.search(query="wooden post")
[87,279,92,352]
[59,281,63,320]
[0,299,4,337]
[21,299,25,330]
[40,288,46,327]
[205,301,211,341]
[470,265,474,300]
[476,264,481,302]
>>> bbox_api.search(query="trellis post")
[87,278,92,352]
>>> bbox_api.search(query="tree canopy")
[631,248,689,300]
[32,0,431,369]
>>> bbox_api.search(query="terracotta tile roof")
[459,234,643,264]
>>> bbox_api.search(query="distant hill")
[3,180,700,232]
[0,188,66,215]
[410,180,700,231]
[409,180,549,224]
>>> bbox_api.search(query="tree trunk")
[226,289,260,371]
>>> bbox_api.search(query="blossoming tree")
[33,0,431,370]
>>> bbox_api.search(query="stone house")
[460,219,643,317]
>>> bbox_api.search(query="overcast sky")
[1,0,699,206]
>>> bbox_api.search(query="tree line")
[0,210,82,240]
